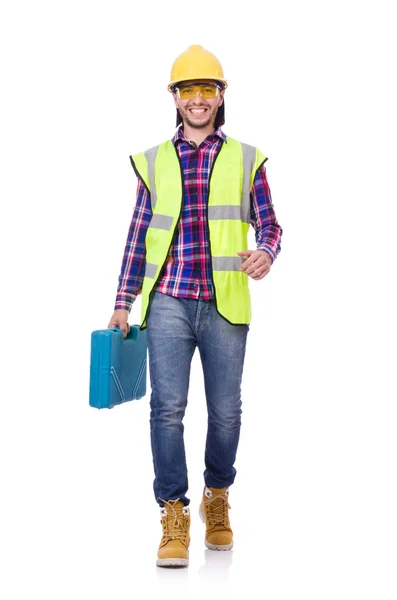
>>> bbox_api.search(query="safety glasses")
[175,83,220,100]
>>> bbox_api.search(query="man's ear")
[218,89,225,106]
[172,91,179,108]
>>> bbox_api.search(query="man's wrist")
[256,247,274,264]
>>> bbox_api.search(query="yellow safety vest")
[130,136,267,329]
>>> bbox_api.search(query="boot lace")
[204,492,231,528]
[159,498,189,546]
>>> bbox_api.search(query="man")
[107,44,282,567]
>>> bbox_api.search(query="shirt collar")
[173,125,227,146]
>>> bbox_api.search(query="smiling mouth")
[188,108,208,114]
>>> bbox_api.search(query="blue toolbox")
[89,325,147,409]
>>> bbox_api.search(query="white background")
[1,0,396,598]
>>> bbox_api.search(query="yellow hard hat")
[168,45,228,92]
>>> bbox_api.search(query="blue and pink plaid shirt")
[114,126,283,313]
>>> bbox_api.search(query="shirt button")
[196,216,200,221]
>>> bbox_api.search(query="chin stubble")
[185,116,212,129]
[182,106,215,129]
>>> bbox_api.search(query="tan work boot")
[199,486,233,550]
[157,499,190,567]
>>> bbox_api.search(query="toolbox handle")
[112,325,138,342]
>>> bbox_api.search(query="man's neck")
[182,122,216,147]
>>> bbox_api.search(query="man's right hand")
[108,309,131,338]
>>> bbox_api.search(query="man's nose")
[192,91,204,102]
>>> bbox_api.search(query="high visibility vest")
[130,136,267,329]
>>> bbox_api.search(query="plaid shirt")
[114,126,282,313]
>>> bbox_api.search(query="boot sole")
[199,504,234,551]
[156,557,189,567]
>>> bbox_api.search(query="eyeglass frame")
[173,81,223,100]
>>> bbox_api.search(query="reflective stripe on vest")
[144,146,159,209]
[241,143,257,224]
[149,213,173,230]
[212,256,246,271]
[144,256,246,281]
[144,263,158,278]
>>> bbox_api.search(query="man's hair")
[176,102,225,128]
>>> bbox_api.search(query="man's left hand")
[237,250,272,280]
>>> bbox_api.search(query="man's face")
[173,79,225,129]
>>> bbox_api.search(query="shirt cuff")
[114,293,137,313]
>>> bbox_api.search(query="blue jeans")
[146,291,249,507]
